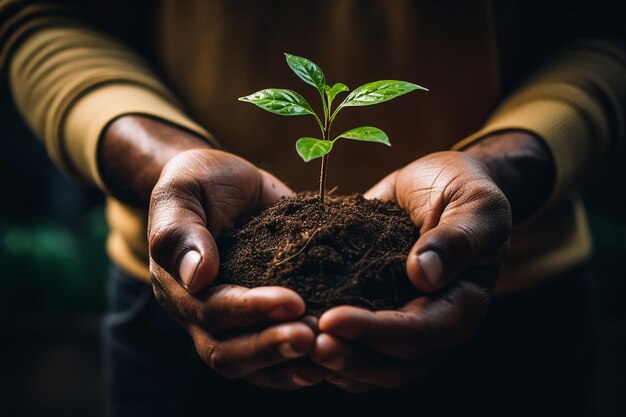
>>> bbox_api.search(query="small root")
[272,227,323,266]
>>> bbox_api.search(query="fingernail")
[320,356,345,371]
[292,373,316,387]
[179,250,201,289]
[280,343,304,359]
[418,250,443,288]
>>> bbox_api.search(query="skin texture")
[311,151,512,391]
[101,116,555,391]
[101,115,328,389]
[99,115,211,206]
[310,131,555,392]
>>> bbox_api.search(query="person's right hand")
[148,149,326,389]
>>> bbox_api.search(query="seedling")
[239,53,427,204]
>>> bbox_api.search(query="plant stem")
[320,90,328,129]
[319,111,331,204]
[318,88,332,205]
[319,153,328,204]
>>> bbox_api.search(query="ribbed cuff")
[452,97,592,207]
[63,83,218,191]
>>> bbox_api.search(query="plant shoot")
[239,53,427,203]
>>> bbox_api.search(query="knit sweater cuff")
[452,97,592,207]
[63,83,217,191]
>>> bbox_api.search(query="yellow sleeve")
[453,39,626,206]
[0,1,219,191]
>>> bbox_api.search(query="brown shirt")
[155,0,498,192]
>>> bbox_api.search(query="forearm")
[2,3,216,192]
[463,130,555,223]
[100,115,212,206]
[456,40,625,212]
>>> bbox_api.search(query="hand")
[311,150,512,392]
[148,148,326,389]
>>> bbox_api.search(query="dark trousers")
[104,264,592,416]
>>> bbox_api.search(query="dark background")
[1,1,625,416]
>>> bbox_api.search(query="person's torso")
[153,0,499,192]
[103,0,591,292]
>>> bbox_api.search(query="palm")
[148,149,330,390]
[309,151,513,392]
[365,151,511,291]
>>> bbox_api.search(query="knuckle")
[452,281,490,343]
[151,280,169,308]
[207,346,238,379]
[195,306,212,329]
[451,223,481,254]
[461,281,491,316]
[178,298,199,323]
[206,345,221,372]
[150,271,179,314]
[148,223,179,264]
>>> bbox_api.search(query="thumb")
[149,183,219,294]
[406,197,511,292]
[363,170,399,201]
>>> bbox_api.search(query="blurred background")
[0,86,108,416]
[1,3,625,417]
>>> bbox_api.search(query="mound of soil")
[216,193,421,315]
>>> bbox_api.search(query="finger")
[311,334,438,389]
[363,170,399,201]
[246,359,328,390]
[258,169,294,207]
[199,285,306,333]
[319,283,489,360]
[301,315,319,334]
[149,150,276,294]
[406,181,510,292]
[151,264,306,332]
[189,321,315,379]
[149,178,219,294]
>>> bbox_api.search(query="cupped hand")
[148,149,326,389]
[311,151,512,392]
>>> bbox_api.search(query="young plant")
[239,53,427,204]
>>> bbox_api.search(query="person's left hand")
[310,151,512,392]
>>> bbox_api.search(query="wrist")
[462,130,555,223]
[98,115,211,206]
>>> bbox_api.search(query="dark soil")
[216,193,421,315]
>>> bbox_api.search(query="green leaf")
[295,138,333,162]
[326,83,349,105]
[238,89,315,116]
[341,80,427,107]
[285,53,325,92]
[336,126,390,146]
